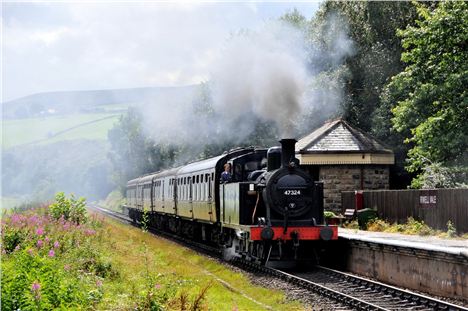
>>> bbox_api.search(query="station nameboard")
[419,190,437,208]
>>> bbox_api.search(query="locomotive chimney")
[280,138,297,168]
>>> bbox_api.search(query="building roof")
[297,119,393,154]
[296,119,394,165]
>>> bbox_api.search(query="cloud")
[2,2,320,101]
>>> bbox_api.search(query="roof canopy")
[296,119,394,165]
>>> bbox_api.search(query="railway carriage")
[125,139,337,265]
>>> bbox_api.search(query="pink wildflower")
[154,284,161,289]
[11,214,21,224]
[48,249,55,257]
[31,281,41,300]
[64,264,71,271]
[14,245,20,251]
[27,248,34,255]
[35,228,44,236]
[53,241,60,248]
[84,229,96,236]
[31,281,41,291]
[96,280,103,287]
[28,215,39,226]
[37,240,43,248]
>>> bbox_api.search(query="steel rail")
[313,265,468,311]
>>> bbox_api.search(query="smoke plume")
[140,17,354,148]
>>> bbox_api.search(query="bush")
[446,221,457,238]
[1,206,106,310]
[365,217,437,236]
[366,219,391,232]
[2,226,27,253]
[49,192,87,224]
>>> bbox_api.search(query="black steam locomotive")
[125,139,337,265]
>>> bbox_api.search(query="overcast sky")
[2,2,321,102]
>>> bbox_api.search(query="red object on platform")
[355,190,364,210]
[249,226,338,241]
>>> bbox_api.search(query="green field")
[1,197,23,210]
[2,113,121,149]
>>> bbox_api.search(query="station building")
[296,119,394,212]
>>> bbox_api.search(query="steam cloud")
[211,22,308,137]
[140,17,353,148]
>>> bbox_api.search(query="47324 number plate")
[284,190,301,195]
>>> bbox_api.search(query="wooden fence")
[341,188,468,233]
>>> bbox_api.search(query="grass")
[2,113,120,149]
[1,201,305,310]
[99,217,304,310]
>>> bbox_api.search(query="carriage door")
[162,180,165,210]
[208,173,213,222]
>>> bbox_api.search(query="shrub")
[49,192,87,224]
[446,221,457,238]
[404,217,434,236]
[366,219,391,232]
[1,204,106,310]
[2,226,27,253]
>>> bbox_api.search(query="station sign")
[419,190,437,208]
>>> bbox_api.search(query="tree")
[314,1,418,132]
[107,108,173,192]
[387,1,468,188]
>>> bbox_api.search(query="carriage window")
[201,175,204,183]
[211,173,214,181]
[196,175,199,183]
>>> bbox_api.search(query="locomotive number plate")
[284,190,301,195]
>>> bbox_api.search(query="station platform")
[333,228,468,300]
[339,227,468,257]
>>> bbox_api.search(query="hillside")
[2,85,200,202]
[2,86,197,119]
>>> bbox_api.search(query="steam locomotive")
[125,139,337,265]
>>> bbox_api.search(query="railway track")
[237,261,467,311]
[89,205,467,311]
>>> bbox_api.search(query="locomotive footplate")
[250,226,338,241]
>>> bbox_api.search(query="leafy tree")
[107,108,168,191]
[387,1,468,188]
[314,1,419,132]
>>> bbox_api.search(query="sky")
[2,1,321,102]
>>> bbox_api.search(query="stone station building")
[295,119,394,212]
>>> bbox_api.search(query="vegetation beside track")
[1,194,305,310]
[344,217,468,239]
